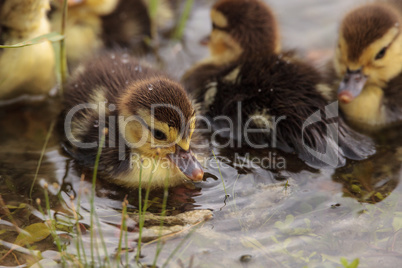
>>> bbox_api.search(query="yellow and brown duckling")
[0,0,55,100]
[50,0,148,67]
[50,0,176,67]
[183,0,375,168]
[331,1,402,130]
[59,52,204,189]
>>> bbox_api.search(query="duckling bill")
[183,0,375,168]
[331,1,402,129]
[60,53,204,189]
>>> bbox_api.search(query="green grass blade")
[152,173,169,266]
[0,32,64,48]
[137,162,155,263]
[30,120,56,200]
[162,226,198,268]
[149,0,160,19]
[59,0,69,92]
[172,0,194,40]
[136,164,143,262]
[90,129,108,266]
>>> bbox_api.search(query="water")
[1,0,402,267]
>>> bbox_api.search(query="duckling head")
[207,0,280,64]
[118,77,204,183]
[335,3,402,104]
[0,0,50,33]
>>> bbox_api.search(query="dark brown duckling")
[183,0,375,168]
[59,52,204,189]
[329,1,402,130]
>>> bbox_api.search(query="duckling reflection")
[333,149,402,204]
[211,135,318,176]
[0,0,55,100]
[329,1,402,130]
[0,99,65,207]
[183,0,375,168]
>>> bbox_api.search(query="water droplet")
[134,65,142,72]
[148,84,153,90]
[110,54,115,60]
[109,104,116,111]
[74,84,78,88]
[111,70,115,74]
[121,53,129,64]
[258,89,262,93]
[270,88,273,92]
[93,120,99,128]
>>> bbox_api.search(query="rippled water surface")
[1,0,402,267]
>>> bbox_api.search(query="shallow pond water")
[1,0,402,267]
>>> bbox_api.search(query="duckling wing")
[182,62,237,106]
[337,117,377,161]
[383,75,402,124]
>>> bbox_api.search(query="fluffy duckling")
[331,1,402,130]
[0,0,55,100]
[50,0,123,66]
[51,0,176,67]
[183,0,375,168]
[60,52,204,189]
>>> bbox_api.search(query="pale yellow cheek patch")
[211,9,228,28]
[208,30,243,64]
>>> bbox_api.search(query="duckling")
[0,0,55,100]
[183,0,375,168]
[59,52,204,189]
[331,1,402,130]
[50,0,176,67]
[50,0,123,66]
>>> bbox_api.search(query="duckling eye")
[375,47,388,60]
[152,129,167,141]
